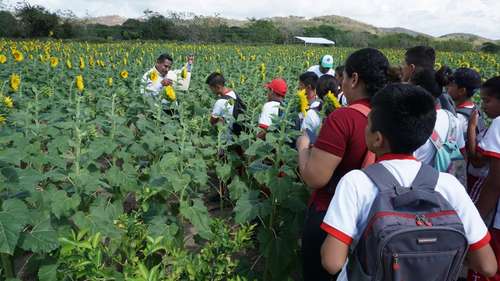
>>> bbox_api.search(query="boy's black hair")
[335,65,345,75]
[482,76,500,100]
[435,65,454,89]
[157,53,173,63]
[316,74,339,100]
[299,71,319,90]
[405,46,436,69]
[450,68,481,98]
[344,48,389,99]
[370,83,437,154]
[409,68,441,98]
[205,72,225,87]
[387,65,403,83]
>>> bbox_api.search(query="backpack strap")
[456,107,473,119]
[349,103,376,168]
[444,110,458,144]
[363,163,402,192]
[410,164,439,191]
[363,163,439,193]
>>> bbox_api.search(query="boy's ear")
[372,131,386,151]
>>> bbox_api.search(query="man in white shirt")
[141,53,193,98]
[257,78,288,139]
[206,72,237,129]
[308,55,335,78]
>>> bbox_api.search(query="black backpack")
[348,163,468,281]
[219,94,247,136]
[456,106,487,142]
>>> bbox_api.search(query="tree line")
[1,3,499,53]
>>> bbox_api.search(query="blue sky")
[4,0,500,39]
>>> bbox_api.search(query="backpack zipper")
[364,210,457,238]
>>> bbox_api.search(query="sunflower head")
[50,57,59,68]
[10,74,21,92]
[0,115,6,125]
[0,55,7,64]
[120,70,129,79]
[150,70,158,82]
[297,89,309,117]
[165,86,176,102]
[3,96,13,108]
[107,77,113,87]
[325,91,341,110]
[76,75,84,92]
[181,67,188,79]
[12,50,23,62]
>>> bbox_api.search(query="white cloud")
[5,0,500,39]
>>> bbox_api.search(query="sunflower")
[181,67,188,79]
[165,86,176,102]
[297,89,309,117]
[0,115,6,125]
[3,96,13,108]
[12,50,23,62]
[50,57,59,68]
[0,55,6,64]
[150,70,159,82]
[326,91,341,110]
[79,57,85,70]
[107,77,113,87]
[66,59,72,69]
[10,74,21,92]
[76,75,84,92]
[120,70,129,79]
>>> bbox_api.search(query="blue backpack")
[429,110,464,173]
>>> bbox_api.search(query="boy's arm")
[467,244,498,277]
[477,158,500,217]
[321,235,349,275]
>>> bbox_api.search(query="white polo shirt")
[141,65,192,97]
[414,109,465,165]
[212,91,236,122]
[321,156,491,281]
[300,100,322,134]
[258,101,281,129]
[307,65,335,78]
[477,117,500,229]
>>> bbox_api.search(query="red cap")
[265,78,288,97]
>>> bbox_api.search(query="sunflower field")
[0,40,499,281]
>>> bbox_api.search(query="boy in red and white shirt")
[320,83,496,281]
[257,78,287,140]
[447,68,487,199]
[467,76,500,281]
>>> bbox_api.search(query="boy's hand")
[161,78,173,86]
[469,109,479,129]
[297,133,311,150]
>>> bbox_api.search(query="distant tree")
[480,42,500,53]
[0,10,21,37]
[246,19,280,43]
[16,3,59,37]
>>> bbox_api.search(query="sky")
[4,0,500,40]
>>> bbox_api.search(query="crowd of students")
[208,46,500,281]
[144,46,500,281]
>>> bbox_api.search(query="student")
[308,55,335,78]
[411,68,466,180]
[447,67,482,141]
[207,72,237,129]
[298,72,322,143]
[296,48,389,281]
[401,45,436,82]
[320,83,497,281]
[316,74,340,116]
[257,78,287,140]
[468,76,500,280]
[334,65,348,106]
